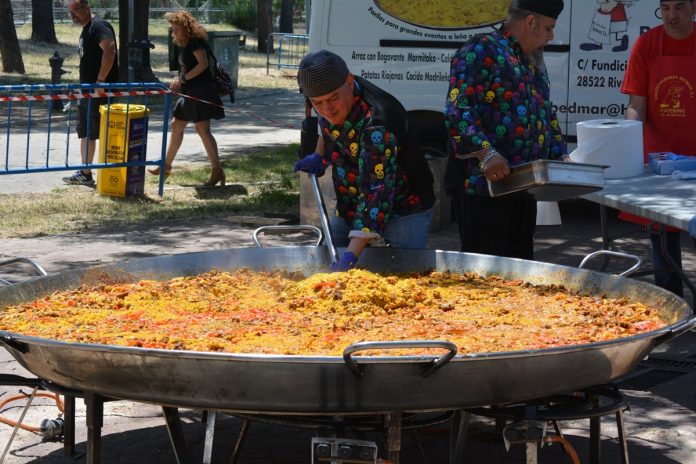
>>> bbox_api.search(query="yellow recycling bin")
[97,103,150,197]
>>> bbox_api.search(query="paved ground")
[0,89,695,463]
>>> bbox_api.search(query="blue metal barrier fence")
[266,33,309,74]
[0,82,171,196]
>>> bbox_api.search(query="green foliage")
[223,0,257,32]
[244,186,299,213]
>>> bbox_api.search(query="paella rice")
[0,268,665,356]
[376,0,510,28]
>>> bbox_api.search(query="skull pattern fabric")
[445,29,567,195]
[318,83,427,236]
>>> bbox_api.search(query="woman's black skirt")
[173,82,225,122]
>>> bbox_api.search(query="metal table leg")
[589,415,601,464]
[384,412,402,463]
[162,406,193,464]
[410,429,429,464]
[228,418,250,464]
[526,441,538,464]
[599,204,611,271]
[616,409,630,464]
[449,410,470,464]
[63,395,76,456]
[203,411,216,464]
[85,393,103,464]
[658,224,696,308]
[0,386,38,462]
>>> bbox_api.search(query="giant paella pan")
[0,246,693,414]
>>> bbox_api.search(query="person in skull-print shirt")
[294,50,435,272]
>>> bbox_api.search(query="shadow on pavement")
[18,410,689,464]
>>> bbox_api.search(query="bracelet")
[479,149,501,170]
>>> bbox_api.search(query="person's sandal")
[148,165,171,178]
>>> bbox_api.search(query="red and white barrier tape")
[169,90,298,131]
[1,88,298,131]
[169,90,225,110]
[0,89,169,102]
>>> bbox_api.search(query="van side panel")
[310,0,663,144]
[310,0,502,114]
[563,1,661,140]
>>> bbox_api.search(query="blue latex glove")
[330,251,358,273]
[655,152,690,161]
[293,152,326,176]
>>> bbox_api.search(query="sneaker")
[62,170,95,186]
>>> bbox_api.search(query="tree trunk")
[279,0,294,33]
[119,0,128,81]
[256,0,273,53]
[131,0,157,82]
[0,1,25,73]
[31,0,58,43]
[119,0,158,82]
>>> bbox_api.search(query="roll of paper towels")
[570,119,644,178]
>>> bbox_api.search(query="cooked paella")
[0,268,665,356]
[376,0,510,29]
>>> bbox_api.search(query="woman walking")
[150,10,226,186]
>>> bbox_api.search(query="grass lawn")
[4,20,298,92]
[0,144,300,239]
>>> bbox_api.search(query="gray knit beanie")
[297,50,350,98]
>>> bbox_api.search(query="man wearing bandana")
[444,0,567,259]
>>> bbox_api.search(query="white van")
[308,0,663,152]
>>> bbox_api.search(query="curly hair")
[165,10,208,44]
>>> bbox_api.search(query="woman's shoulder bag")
[204,42,234,98]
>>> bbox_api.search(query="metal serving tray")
[488,160,606,201]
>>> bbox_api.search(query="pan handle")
[578,250,641,276]
[0,374,41,387]
[343,340,458,379]
[310,174,340,264]
[0,257,48,286]
[252,225,323,248]
[0,335,29,353]
[652,316,696,347]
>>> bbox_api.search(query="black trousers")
[453,192,537,260]
[649,231,684,297]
